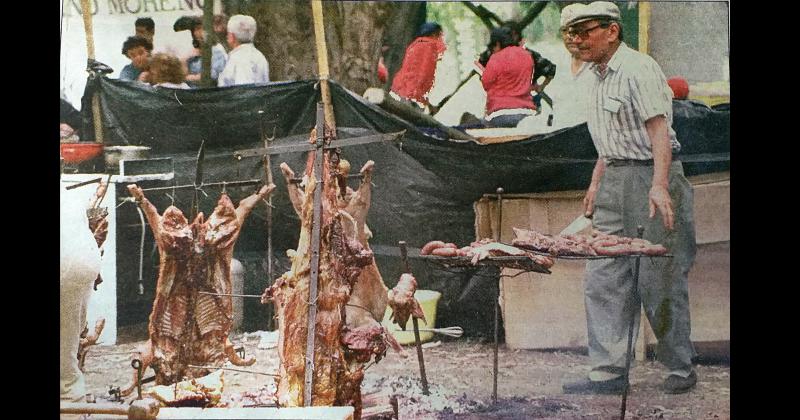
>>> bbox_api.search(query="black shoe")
[663,371,697,394]
[562,375,627,395]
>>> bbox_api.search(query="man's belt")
[606,156,680,167]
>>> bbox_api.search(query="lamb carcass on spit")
[263,127,388,419]
[121,183,275,397]
[279,158,389,329]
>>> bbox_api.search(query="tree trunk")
[231,0,425,95]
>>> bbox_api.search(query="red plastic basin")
[61,142,104,164]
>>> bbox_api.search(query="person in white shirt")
[60,182,106,402]
[556,3,593,127]
[217,15,270,87]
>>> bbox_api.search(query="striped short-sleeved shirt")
[586,43,681,161]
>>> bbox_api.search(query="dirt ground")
[79,329,730,420]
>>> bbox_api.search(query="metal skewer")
[394,326,464,338]
[139,179,262,192]
[186,365,280,377]
[198,291,264,299]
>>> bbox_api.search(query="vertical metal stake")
[620,225,645,420]
[303,103,326,407]
[493,187,504,404]
[400,241,429,395]
[131,359,143,400]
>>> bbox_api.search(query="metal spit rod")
[399,240,430,396]
[493,187,504,405]
[135,206,146,295]
[303,103,326,407]
[187,365,280,377]
[139,179,262,192]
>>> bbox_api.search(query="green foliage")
[522,2,562,43]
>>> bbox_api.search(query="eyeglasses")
[561,23,608,40]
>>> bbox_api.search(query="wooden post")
[311,0,336,130]
[638,2,651,54]
[79,0,103,144]
[201,0,215,87]
[260,110,276,331]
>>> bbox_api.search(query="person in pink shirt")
[389,22,447,112]
[478,26,536,128]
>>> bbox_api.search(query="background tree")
[221,0,425,95]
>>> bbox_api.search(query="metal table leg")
[620,225,645,419]
[492,187,503,405]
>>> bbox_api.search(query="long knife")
[560,214,593,235]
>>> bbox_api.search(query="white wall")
[648,1,730,84]
[60,0,222,109]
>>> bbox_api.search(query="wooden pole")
[638,2,651,54]
[201,0,215,87]
[79,0,103,144]
[259,110,276,331]
[311,0,336,130]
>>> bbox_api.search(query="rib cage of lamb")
[121,183,275,397]
[262,126,398,419]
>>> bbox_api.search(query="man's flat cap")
[561,1,621,28]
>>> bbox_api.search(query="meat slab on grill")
[121,183,275,396]
[511,227,669,257]
[419,238,555,268]
[263,127,387,419]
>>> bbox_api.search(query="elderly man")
[217,15,269,87]
[559,2,698,395]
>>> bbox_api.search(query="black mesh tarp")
[83,78,729,337]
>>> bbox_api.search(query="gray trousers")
[585,161,697,377]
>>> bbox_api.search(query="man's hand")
[649,184,675,230]
[583,184,598,217]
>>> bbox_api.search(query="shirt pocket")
[603,95,631,135]
[603,96,623,113]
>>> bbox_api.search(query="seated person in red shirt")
[389,22,447,113]
[478,27,536,128]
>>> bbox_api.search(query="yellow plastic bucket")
[381,290,442,345]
